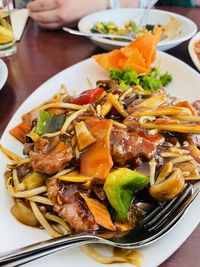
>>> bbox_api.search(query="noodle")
[44,212,71,233]
[61,106,89,132]
[30,201,62,237]
[82,245,142,266]
[7,185,47,198]
[27,196,53,206]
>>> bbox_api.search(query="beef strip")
[110,127,162,166]
[47,178,98,231]
[30,137,73,175]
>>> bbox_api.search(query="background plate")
[78,8,197,51]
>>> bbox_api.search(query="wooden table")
[1,6,200,267]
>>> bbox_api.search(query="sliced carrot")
[9,121,28,143]
[80,118,113,179]
[81,194,116,231]
[176,101,197,116]
[92,29,161,74]
[93,50,126,70]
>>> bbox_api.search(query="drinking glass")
[0,0,16,57]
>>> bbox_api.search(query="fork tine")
[147,187,199,232]
[144,183,193,228]
[143,183,192,225]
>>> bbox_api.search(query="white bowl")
[188,31,200,71]
[0,59,8,90]
[78,8,197,51]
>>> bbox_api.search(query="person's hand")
[27,0,107,29]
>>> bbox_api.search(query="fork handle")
[0,234,98,266]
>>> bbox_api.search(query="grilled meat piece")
[110,127,160,165]
[30,137,72,175]
[47,178,98,231]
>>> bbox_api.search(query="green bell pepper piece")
[104,168,149,221]
[35,110,65,136]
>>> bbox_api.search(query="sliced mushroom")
[149,167,185,202]
[11,201,39,227]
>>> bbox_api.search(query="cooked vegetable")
[176,101,197,116]
[0,144,24,163]
[149,168,185,201]
[90,20,138,39]
[75,121,96,150]
[9,121,28,143]
[140,122,200,133]
[138,94,167,107]
[58,170,92,183]
[34,110,65,136]
[189,145,200,163]
[108,93,128,117]
[72,87,104,105]
[93,29,161,74]
[22,172,45,190]
[135,106,191,117]
[80,119,113,179]
[81,194,116,231]
[104,168,149,221]
[11,201,39,227]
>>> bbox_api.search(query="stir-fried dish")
[2,74,200,236]
[0,30,199,265]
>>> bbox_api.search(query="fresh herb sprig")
[109,68,172,91]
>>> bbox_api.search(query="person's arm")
[27,0,108,29]
[27,0,141,30]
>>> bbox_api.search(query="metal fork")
[62,27,135,42]
[0,183,199,266]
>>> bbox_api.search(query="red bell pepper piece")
[72,87,104,105]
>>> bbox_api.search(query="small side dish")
[188,31,200,71]
[78,8,197,51]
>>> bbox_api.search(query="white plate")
[188,31,200,71]
[78,8,197,51]
[0,59,8,90]
[0,51,200,267]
